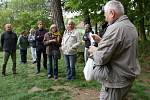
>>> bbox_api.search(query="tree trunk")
[95,23,97,34]
[50,0,65,35]
[137,0,147,40]
[83,9,91,27]
[139,17,147,40]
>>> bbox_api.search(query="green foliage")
[64,0,106,25]
[0,0,51,34]
[64,0,150,40]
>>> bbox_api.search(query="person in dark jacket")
[43,24,61,79]
[35,21,48,74]
[18,31,29,64]
[82,24,97,63]
[1,24,18,76]
[99,22,108,38]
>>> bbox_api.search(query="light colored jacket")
[93,15,141,88]
[61,29,81,55]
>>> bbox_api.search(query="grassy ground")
[0,40,150,100]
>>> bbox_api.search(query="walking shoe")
[35,71,40,74]
[54,76,58,79]
[32,61,36,64]
[48,74,52,79]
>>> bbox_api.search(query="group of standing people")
[0,0,141,99]
[0,20,81,81]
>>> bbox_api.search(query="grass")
[0,49,99,100]
[0,40,150,100]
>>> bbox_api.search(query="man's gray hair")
[104,0,124,15]
[67,20,75,25]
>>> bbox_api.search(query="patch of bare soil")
[28,86,43,93]
[51,85,99,100]
[73,89,99,100]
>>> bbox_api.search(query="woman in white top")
[28,28,37,64]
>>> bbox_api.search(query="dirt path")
[28,85,99,100]
[51,86,99,100]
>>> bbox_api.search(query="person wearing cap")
[1,24,18,76]
[61,20,81,80]
[88,1,141,100]
[43,24,61,79]
[35,21,48,74]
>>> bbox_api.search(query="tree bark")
[95,23,97,34]
[50,0,65,35]
[137,0,147,40]
[83,9,91,27]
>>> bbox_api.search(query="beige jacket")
[61,29,81,55]
[93,15,141,88]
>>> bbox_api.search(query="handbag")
[83,58,95,81]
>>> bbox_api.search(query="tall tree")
[137,0,147,40]
[0,0,51,33]
[121,0,148,40]
[83,9,91,26]
[49,0,65,34]
[64,0,106,33]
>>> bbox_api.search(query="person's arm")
[90,27,121,65]
[28,34,33,42]
[43,33,56,46]
[91,34,102,43]
[71,31,81,49]
[1,33,4,48]
[56,34,62,46]
[43,34,50,46]
[15,33,18,45]
[35,31,42,41]
[17,35,21,46]
[82,33,89,41]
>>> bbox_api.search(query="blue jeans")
[48,55,58,77]
[64,54,76,80]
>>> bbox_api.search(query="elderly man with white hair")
[89,0,141,100]
[61,20,81,80]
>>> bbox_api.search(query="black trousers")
[20,48,27,63]
[36,47,47,72]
